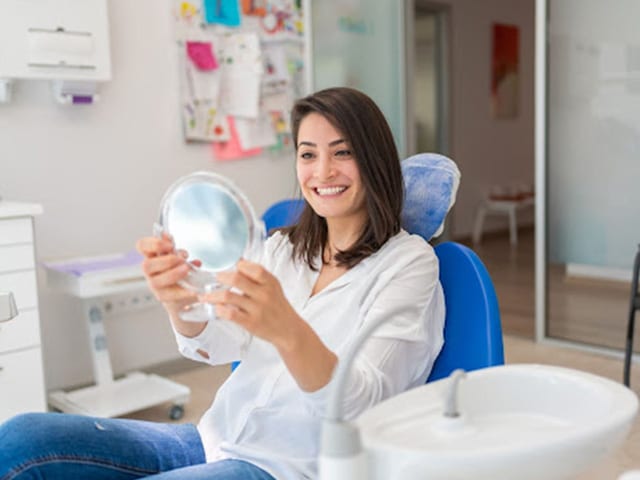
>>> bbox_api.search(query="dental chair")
[242,153,504,379]
[261,198,305,234]
[401,152,504,381]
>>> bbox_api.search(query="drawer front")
[0,270,39,310]
[0,347,46,423]
[0,218,33,246]
[0,309,41,354]
[0,244,35,272]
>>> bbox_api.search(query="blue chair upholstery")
[427,241,504,381]
[261,198,305,233]
[236,154,504,381]
[399,153,504,382]
[402,153,460,240]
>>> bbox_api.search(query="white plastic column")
[82,298,114,386]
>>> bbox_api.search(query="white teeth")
[316,186,347,196]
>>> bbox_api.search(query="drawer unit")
[0,309,41,353]
[0,348,46,423]
[0,244,36,272]
[0,217,33,246]
[0,270,39,310]
[0,202,46,421]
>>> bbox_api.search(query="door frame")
[404,0,452,157]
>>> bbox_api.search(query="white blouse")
[174,229,445,480]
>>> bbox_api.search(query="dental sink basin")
[356,364,638,480]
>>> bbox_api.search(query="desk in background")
[44,252,190,420]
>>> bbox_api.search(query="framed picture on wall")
[491,23,520,119]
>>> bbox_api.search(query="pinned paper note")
[234,113,277,150]
[173,0,205,39]
[257,0,303,41]
[212,116,262,161]
[186,41,218,71]
[218,32,263,118]
[183,101,230,142]
[203,0,241,26]
[181,42,221,104]
[262,43,290,93]
[242,0,266,17]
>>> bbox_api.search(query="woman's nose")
[314,156,335,180]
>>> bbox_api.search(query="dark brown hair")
[285,87,403,270]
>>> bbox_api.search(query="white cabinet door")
[0,348,46,423]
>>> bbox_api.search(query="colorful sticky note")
[241,0,266,17]
[186,41,218,71]
[203,0,241,27]
[212,117,262,161]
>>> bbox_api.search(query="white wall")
[0,0,298,390]
[436,0,535,238]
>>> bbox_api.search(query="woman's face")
[296,113,367,227]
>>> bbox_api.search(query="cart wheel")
[169,404,184,420]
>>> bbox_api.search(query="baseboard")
[566,263,632,284]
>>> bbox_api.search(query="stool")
[472,196,534,246]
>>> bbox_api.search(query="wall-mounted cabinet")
[0,0,111,103]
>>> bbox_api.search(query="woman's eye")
[335,149,352,157]
[299,151,314,160]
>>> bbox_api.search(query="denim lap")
[0,412,275,480]
[143,459,276,480]
[0,412,204,480]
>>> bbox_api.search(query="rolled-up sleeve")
[174,316,252,366]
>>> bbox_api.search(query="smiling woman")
[0,87,445,480]
[288,87,404,271]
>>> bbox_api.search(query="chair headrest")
[401,153,461,241]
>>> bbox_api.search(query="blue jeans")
[0,413,276,480]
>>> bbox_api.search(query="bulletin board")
[172,0,306,161]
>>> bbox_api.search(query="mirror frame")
[154,171,265,292]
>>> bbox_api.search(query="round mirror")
[155,171,265,320]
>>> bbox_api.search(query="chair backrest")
[261,198,305,233]
[399,152,504,382]
[426,241,504,382]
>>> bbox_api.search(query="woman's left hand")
[201,259,337,391]
[199,259,302,352]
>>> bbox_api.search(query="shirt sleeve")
[302,245,445,420]
[174,317,252,366]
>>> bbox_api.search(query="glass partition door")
[308,0,406,157]
[545,0,640,353]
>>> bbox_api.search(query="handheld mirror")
[155,171,265,321]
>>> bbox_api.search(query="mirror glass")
[155,171,265,320]
[167,182,248,273]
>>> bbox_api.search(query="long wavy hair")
[284,87,403,270]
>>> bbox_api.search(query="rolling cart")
[44,252,190,419]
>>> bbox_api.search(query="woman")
[0,87,445,480]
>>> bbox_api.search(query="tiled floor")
[126,230,640,479]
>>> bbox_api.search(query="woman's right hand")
[136,233,204,335]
